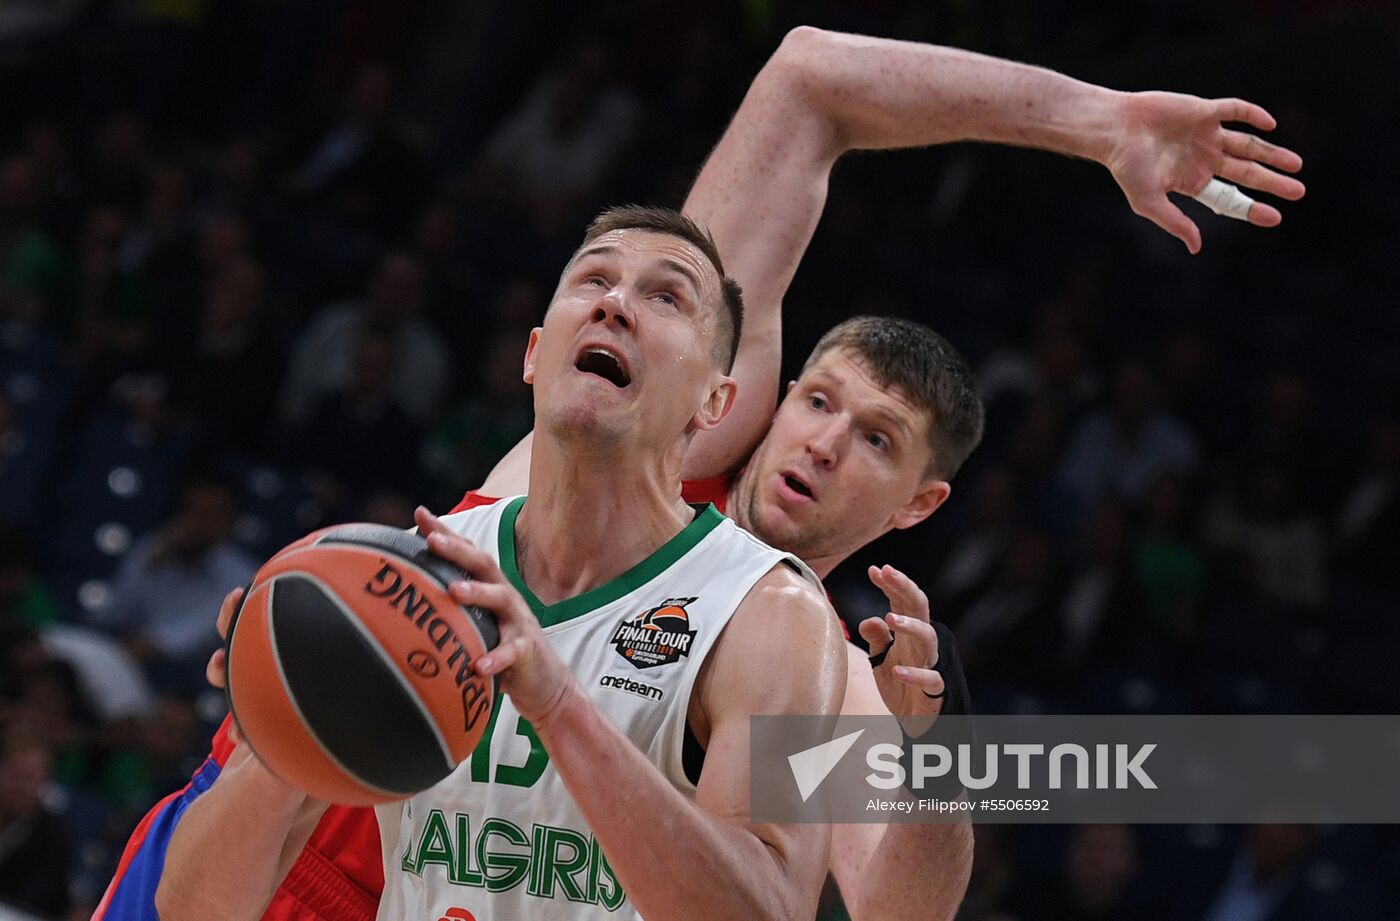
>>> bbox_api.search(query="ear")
[691,374,738,432]
[889,478,952,531]
[521,327,543,384]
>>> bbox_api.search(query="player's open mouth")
[575,346,632,388]
[780,471,816,501]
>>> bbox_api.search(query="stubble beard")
[740,477,825,561]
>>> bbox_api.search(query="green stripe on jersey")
[496,497,724,628]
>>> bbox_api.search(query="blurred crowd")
[0,1,1395,918]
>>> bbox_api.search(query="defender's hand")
[206,586,248,744]
[416,507,580,729]
[859,564,944,737]
[205,586,244,691]
[1105,91,1305,254]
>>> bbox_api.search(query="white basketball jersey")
[375,496,819,921]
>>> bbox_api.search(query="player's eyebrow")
[571,246,704,302]
[571,244,619,267]
[656,259,703,301]
[867,404,915,442]
[808,369,917,442]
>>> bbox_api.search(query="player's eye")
[584,275,608,288]
[654,291,676,306]
[808,394,828,411]
[866,432,891,452]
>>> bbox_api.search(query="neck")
[517,433,692,606]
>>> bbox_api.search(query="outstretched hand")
[1105,91,1305,254]
[858,564,944,737]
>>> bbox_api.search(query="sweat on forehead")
[580,204,728,278]
[562,205,746,373]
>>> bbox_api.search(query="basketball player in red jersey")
[98,26,1303,921]
[459,27,1302,920]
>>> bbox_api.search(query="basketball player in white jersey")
[160,207,848,921]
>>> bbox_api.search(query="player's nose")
[806,419,843,468]
[590,287,634,331]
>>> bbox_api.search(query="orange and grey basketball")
[225,524,497,805]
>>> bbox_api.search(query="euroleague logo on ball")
[611,596,699,669]
[406,650,440,678]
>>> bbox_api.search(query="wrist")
[1071,85,1131,165]
[225,747,310,816]
[529,675,590,741]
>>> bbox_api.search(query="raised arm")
[832,648,973,921]
[832,565,978,921]
[678,25,1304,479]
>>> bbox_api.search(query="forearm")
[775,25,1124,163]
[156,747,323,921]
[833,819,973,921]
[535,687,821,921]
[679,28,1126,477]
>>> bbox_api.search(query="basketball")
[224,524,499,805]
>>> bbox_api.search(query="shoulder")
[702,562,846,714]
[733,563,836,639]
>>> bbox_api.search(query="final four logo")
[611,597,699,669]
